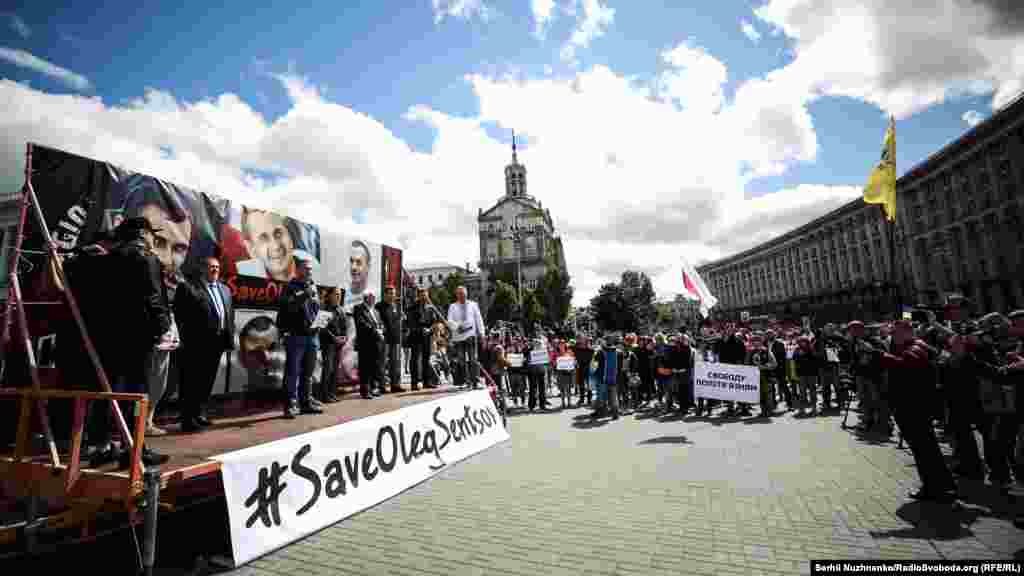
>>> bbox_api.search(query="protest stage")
[0,386,508,569]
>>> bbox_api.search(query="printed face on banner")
[109,174,198,290]
[221,205,322,284]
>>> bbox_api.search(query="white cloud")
[962,109,985,127]
[752,0,1024,117]
[431,0,491,24]
[657,42,728,114]
[559,0,615,63]
[7,0,1011,307]
[741,19,761,42]
[531,0,557,39]
[4,13,30,38]
[0,48,91,92]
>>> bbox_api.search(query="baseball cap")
[114,216,161,240]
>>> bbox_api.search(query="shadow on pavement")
[709,415,747,427]
[953,480,1022,521]
[743,416,773,425]
[571,417,610,429]
[869,501,980,541]
[638,435,692,445]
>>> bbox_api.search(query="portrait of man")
[350,239,371,298]
[114,174,194,290]
[231,207,320,283]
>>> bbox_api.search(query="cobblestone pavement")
[233,400,1024,576]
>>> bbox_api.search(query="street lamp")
[505,212,529,309]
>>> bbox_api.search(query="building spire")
[512,129,518,164]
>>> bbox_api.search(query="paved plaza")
[233,399,1024,576]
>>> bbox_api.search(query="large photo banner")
[215,388,510,566]
[693,362,761,404]
[8,144,398,396]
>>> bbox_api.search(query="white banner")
[555,356,576,371]
[214,389,509,566]
[529,350,549,365]
[693,362,760,403]
[507,353,524,368]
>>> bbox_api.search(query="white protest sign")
[693,362,761,403]
[529,350,549,365]
[556,356,576,371]
[214,389,509,566]
[507,353,524,368]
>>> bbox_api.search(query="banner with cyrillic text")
[693,362,760,403]
[214,389,510,566]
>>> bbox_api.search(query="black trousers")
[93,348,148,447]
[358,341,386,396]
[528,367,547,409]
[180,341,225,421]
[318,343,339,401]
[409,338,430,386]
[893,398,955,493]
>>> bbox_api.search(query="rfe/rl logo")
[244,461,289,528]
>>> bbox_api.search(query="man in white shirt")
[447,286,485,389]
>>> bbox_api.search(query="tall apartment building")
[698,92,1024,323]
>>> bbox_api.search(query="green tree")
[590,283,626,332]
[588,270,658,333]
[428,271,465,315]
[521,288,545,328]
[620,270,656,332]
[486,279,517,324]
[539,265,573,327]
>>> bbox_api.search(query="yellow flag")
[863,115,896,221]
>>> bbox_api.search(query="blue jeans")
[594,372,607,404]
[285,335,319,407]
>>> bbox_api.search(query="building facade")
[407,263,471,288]
[477,135,568,320]
[698,92,1024,323]
[405,262,484,305]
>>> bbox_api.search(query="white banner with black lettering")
[693,362,761,403]
[213,389,510,566]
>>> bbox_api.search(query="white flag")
[680,257,718,317]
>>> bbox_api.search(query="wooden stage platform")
[1,385,468,522]
[147,386,465,485]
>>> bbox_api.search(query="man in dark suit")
[376,285,405,393]
[98,217,171,467]
[174,256,236,432]
[354,291,387,399]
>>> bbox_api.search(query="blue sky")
[1,1,1021,303]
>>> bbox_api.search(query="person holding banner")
[528,335,550,411]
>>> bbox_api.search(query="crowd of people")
[470,296,1022,518]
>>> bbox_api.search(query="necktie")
[208,283,225,330]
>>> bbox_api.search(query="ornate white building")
[477,134,568,319]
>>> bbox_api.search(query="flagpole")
[888,114,899,320]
